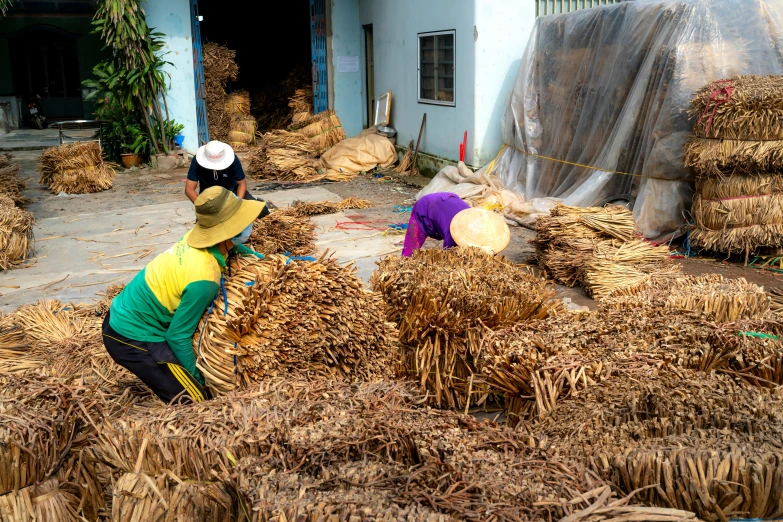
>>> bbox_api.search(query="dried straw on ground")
[371,247,562,409]
[247,131,321,182]
[689,75,783,140]
[278,197,373,217]
[247,211,316,256]
[0,197,34,270]
[291,109,346,154]
[534,204,677,298]
[38,142,115,194]
[203,42,239,143]
[192,255,397,394]
[225,90,250,116]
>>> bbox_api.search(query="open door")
[364,24,374,128]
[310,0,328,114]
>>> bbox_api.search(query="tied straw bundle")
[0,157,30,208]
[38,142,115,194]
[534,204,678,298]
[288,87,314,123]
[247,210,316,256]
[247,131,321,182]
[278,197,373,217]
[371,247,562,409]
[290,109,346,154]
[226,90,256,150]
[395,140,416,175]
[192,255,397,395]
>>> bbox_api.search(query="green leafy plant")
[122,124,152,155]
[86,0,173,154]
[0,0,13,16]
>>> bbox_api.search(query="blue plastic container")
[174,134,185,148]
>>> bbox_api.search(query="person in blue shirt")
[185,140,272,217]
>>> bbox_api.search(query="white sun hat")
[195,140,236,171]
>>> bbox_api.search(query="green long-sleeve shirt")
[109,232,261,385]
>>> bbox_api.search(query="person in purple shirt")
[402,192,511,256]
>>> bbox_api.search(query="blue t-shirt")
[186,156,246,193]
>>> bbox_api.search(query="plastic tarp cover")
[493,0,783,239]
[319,129,397,177]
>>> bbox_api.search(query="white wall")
[473,0,535,166]
[358,0,476,165]
[329,0,364,138]
[144,0,199,153]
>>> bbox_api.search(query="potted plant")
[120,124,150,168]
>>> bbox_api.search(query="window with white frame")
[418,30,455,106]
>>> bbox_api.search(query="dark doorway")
[197,0,313,131]
[363,24,374,128]
[8,25,83,119]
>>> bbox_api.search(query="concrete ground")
[2,149,783,312]
[0,128,61,151]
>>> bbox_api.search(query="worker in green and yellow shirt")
[101,186,264,403]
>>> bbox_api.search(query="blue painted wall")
[329,0,364,138]
[144,0,199,153]
[358,0,476,165]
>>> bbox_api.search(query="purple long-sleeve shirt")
[402,192,470,256]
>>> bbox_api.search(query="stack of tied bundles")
[0,156,34,271]
[202,42,239,143]
[370,247,562,410]
[38,142,115,194]
[226,90,256,150]
[534,204,678,299]
[290,109,346,155]
[247,130,321,182]
[278,197,373,217]
[289,87,313,124]
[247,209,316,256]
[685,75,783,258]
[192,255,397,395]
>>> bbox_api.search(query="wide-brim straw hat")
[450,208,511,254]
[187,186,264,249]
[196,140,235,171]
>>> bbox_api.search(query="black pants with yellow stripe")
[102,313,209,404]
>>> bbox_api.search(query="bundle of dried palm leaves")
[0,478,79,521]
[0,160,30,208]
[192,255,397,394]
[606,274,770,322]
[38,142,115,194]
[689,75,783,141]
[278,197,373,217]
[247,131,321,181]
[535,205,677,298]
[226,90,255,150]
[371,247,562,409]
[290,109,346,154]
[112,473,234,522]
[684,137,783,176]
[247,210,316,256]
[0,194,34,270]
[203,42,239,143]
[289,87,313,123]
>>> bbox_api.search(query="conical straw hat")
[450,208,511,254]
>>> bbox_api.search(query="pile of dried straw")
[247,130,321,182]
[247,210,316,256]
[686,75,783,257]
[38,142,115,194]
[0,154,30,207]
[534,204,678,299]
[290,109,346,154]
[203,42,239,143]
[371,247,562,409]
[0,191,34,271]
[192,255,397,394]
[278,197,373,217]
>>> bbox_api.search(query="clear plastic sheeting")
[493,0,783,239]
